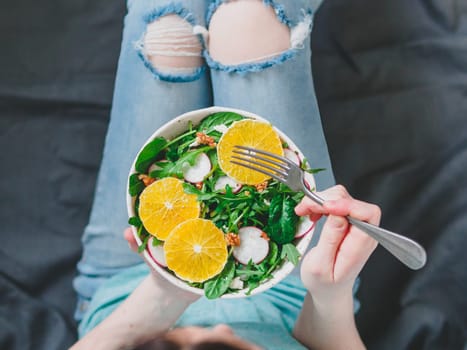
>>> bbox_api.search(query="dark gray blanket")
[1,0,466,349]
[313,1,467,348]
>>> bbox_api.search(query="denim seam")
[136,2,206,83]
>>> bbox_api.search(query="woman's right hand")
[295,185,380,304]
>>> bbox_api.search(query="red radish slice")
[295,216,315,239]
[233,227,269,264]
[284,148,301,166]
[182,153,211,183]
[214,176,242,193]
[147,237,167,267]
[304,172,316,191]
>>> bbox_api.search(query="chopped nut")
[260,231,270,241]
[196,132,217,148]
[138,174,155,186]
[254,181,268,192]
[195,182,203,190]
[225,232,241,247]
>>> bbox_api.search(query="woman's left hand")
[124,227,201,302]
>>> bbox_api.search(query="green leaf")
[151,235,163,247]
[266,194,300,244]
[135,137,168,173]
[128,174,145,196]
[151,147,209,179]
[204,260,236,299]
[183,183,218,201]
[266,241,279,265]
[138,234,150,254]
[280,196,300,242]
[281,243,301,266]
[128,216,142,227]
[198,112,244,132]
[246,279,260,295]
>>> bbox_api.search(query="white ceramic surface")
[126,106,316,298]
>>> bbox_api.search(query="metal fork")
[231,145,427,270]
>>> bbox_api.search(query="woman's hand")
[70,230,200,350]
[296,185,380,303]
[124,227,201,303]
[293,185,380,350]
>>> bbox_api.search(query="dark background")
[1,0,466,349]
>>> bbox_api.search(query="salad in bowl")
[126,107,320,299]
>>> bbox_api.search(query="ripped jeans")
[73,0,334,321]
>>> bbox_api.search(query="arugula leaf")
[128,174,145,196]
[246,279,260,295]
[198,112,244,132]
[204,260,235,299]
[182,183,218,201]
[135,137,168,173]
[138,233,150,254]
[150,147,209,179]
[281,243,301,266]
[266,241,279,265]
[151,235,163,247]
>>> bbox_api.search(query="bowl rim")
[126,106,316,298]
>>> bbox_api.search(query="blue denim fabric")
[74,0,332,321]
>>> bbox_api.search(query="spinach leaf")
[128,174,145,196]
[266,195,299,244]
[135,137,168,173]
[281,243,301,266]
[204,260,235,299]
[198,112,244,132]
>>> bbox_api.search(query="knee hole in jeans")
[208,0,291,65]
[143,14,204,75]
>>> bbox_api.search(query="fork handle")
[303,188,427,270]
[347,217,426,270]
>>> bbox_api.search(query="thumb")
[124,227,139,253]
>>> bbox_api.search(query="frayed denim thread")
[206,0,292,27]
[136,3,205,83]
[204,48,296,74]
[137,51,205,83]
[143,2,195,25]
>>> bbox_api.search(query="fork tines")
[230,145,292,182]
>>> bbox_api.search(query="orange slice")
[217,119,284,185]
[138,177,200,240]
[164,218,228,283]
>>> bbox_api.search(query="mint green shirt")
[78,263,309,349]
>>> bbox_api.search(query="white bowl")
[126,106,316,298]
